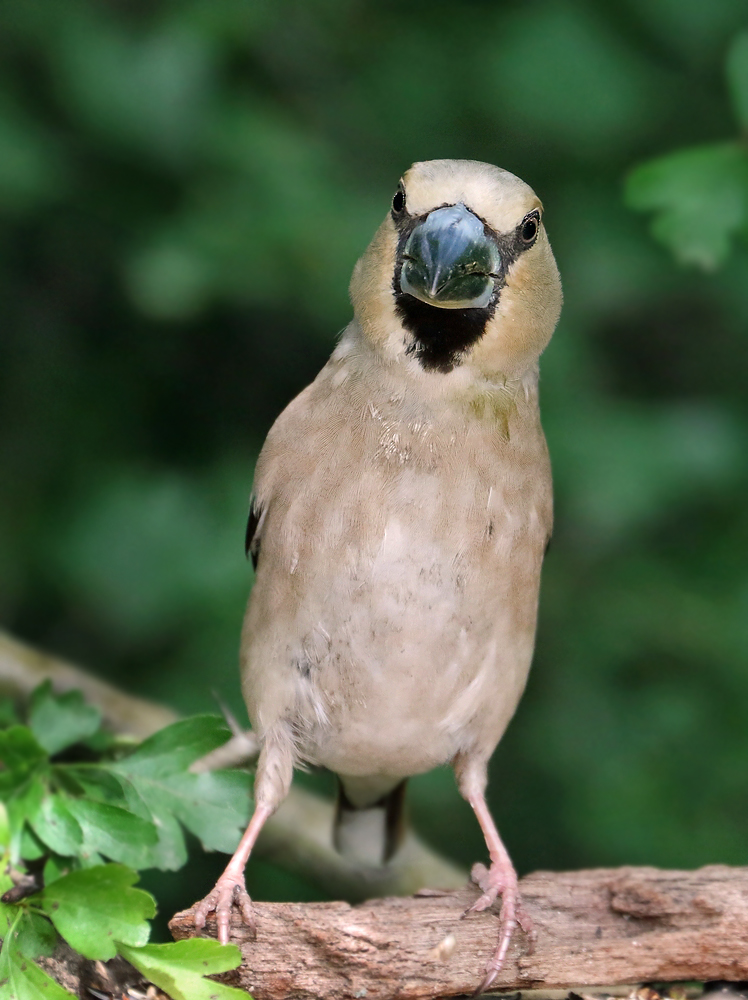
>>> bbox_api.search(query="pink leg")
[193,802,272,944]
[193,728,293,944]
[455,755,533,995]
[464,792,533,992]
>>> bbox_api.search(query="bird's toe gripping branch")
[194,873,255,945]
[461,789,536,994]
[464,859,535,994]
[193,801,274,945]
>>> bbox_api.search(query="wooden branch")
[171,864,748,1000]
[0,628,467,898]
[5,634,748,997]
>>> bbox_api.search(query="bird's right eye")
[392,188,406,214]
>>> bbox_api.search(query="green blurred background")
[2,0,748,925]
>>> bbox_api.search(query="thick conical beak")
[400,203,500,309]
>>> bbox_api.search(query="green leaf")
[116,716,238,772]
[0,802,10,850]
[112,717,251,855]
[13,910,58,959]
[0,696,19,728]
[626,142,748,269]
[120,939,246,1000]
[63,797,158,869]
[160,769,250,853]
[77,850,105,869]
[42,854,74,888]
[0,859,57,964]
[18,825,47,862]
[0,936,75,999]
[116,774,188,871]
[28,794,82,857]
[28,682,102,756]
[0,728,46,797]
[62,764,130,805]
[727,31,748,131]
[6,775,45,861]
[0,868,15,936]
[40,864,154,960]
[0,877,57,958]
[66,762,186,868]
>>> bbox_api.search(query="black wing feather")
[245,497,262,569]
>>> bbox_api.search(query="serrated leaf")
[40,864,154,960]
[116,774,187,871]
[120,940,246,1000]
[29,681,102,756]
[63,797,158,869]
[158,770,251,853]
[727,31,748,131]
[116,716,237,774]
[28,794,82,857]
[626,142,748,269]
[0,937,75,999]
[112,717,250,855]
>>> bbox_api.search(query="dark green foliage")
[626,31,748,267]
[0,0,747,910]
[0,687,247,996]
[1,687,250,874]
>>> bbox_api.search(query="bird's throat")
[395,293,494,373]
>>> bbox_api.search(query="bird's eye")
[392,188,406,214]
[520,212,540,244]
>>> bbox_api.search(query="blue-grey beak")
[400,203,500,310]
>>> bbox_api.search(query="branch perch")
[171,864,748,999]
[7,630,748,998]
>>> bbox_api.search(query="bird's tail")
[333,778,408,867]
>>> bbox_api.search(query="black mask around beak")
[400,203,500,310]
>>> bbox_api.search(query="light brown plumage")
[194,159,562,992]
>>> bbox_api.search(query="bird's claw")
[464,861,502,913]
[463,860,534,995]
[193,872,255,945]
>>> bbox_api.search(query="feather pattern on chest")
[242,337,552,783]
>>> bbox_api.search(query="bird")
[194,158,562,992]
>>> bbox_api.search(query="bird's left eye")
[392,188,406,214]
[520,212,540,244]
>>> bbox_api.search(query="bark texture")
[170,864,748,1000]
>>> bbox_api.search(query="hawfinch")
[195,158,562,992]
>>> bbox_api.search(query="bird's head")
[349,159,562,381]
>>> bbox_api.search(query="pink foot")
[464,861,535,995]
[194,871,255,945]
